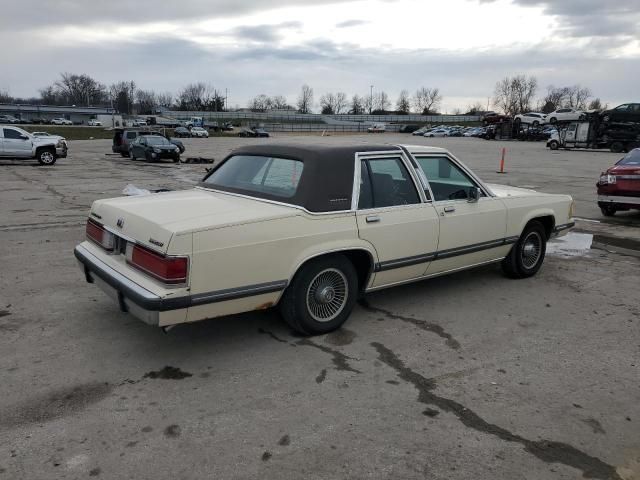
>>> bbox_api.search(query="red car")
[597,148,640,216]
[482,112,510,126]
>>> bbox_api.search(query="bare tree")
[156,92,173,109]
[413,87,442,114]
[541,85,569,113]
[588,98,604,110]
[248,94,271,112]
[271,95,290,110]
[349,94,365,114]
[396,90,411,114]
[52,72,107,106]
[297,85,314,114]
[373,91,391,113]
[363,93,374,115]
[0,90,12,103]
[135,89,157,115]
[109,81,136,114]
[465,101,485,115]
[319,92,347,114]
[493,75,537,115]
[178,82,223,111]
[565,85,592,110]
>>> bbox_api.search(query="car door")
[2,127,33,157]
[412,154,508,275]
[356,153,440,288]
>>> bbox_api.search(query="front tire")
[37,148,56,165]
[548,140,559,150]
[502,221,547,279]
[279,255,358,335]
[599,204,617,217]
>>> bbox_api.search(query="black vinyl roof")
[202,143,402,212]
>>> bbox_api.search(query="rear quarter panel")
[501,194,572,237]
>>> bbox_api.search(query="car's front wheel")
[502,221,547,278]
[599,204,617,217]
[279,255,358,335]
[37,148,56,165]
[548,140,559,150]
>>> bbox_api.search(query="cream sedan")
[75,144,574,335]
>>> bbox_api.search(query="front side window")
[3,128,25,140]
[615,104,630,111]
[618,149,640,166]
[415,156,481,201]
[204,155,303,198]
[358,157,420,208]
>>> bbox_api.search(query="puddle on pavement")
[547,232,593,258]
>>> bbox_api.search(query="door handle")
[366,215,380,223]
[443,206,456,213]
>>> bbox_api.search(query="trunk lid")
[90,188,298,253]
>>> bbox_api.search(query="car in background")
[482,112,510,126]
[424,128,449,137]
[514,112,547,126]
[463,127,484,137]
[367,123,386,133]
[398,124,421,133]
[129,135,181,162]
[0,115,20,124]
[601,103,640,124]
[221,122,235,131]
[130,119,147,127]
[597,148,640,216]
[412,126,430,136]
[51,118,73,125]
[190,127,209,138]
[174,127,192,138]
[88,119,103,126]
[112,128,185,157]
[238,127,270,138]
[74,143,574,335]
[546,108,586,124]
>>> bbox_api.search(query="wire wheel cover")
[521,231,542,269]
[306,268,349,322]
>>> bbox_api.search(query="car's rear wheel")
[610,141,624,153]
[279,255,358,335]
[502,221,547,279]
[120,152,129,157]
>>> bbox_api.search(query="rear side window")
[204,155,304,198]
[358,157,420,208]
[126,132,137,139]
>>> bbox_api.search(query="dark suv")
[112,128,185,157]
[602,103,640,124]
[481,112,510,126]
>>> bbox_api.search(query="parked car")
[399,124,421,133]
[238,127,270,138]
[129,135,181,162]
[0,115,20,124]
[601,103,640,124]
[367,123,386,133]
[412,127,430,136]
[514,112,547,126]
[174,127,192,138]
[190,127,209,138]
[74,143,574,335]
[50,118,73,125]
[112,128,185,157]
[221,122,235,131]
[597,148,640,216]
[88,119,103,126]
[424,128,449,137]
[0,126,67,165]
[254,128,270,137]
[131,119,148,127]
[546,108,586,124]
[482,112,510,126]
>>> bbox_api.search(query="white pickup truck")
[0,126,67,165]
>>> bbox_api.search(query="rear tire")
[279,255,358,335]
[610,142,624,153]
[502,221,547,279]
[120,152,129,158]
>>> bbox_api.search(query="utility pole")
[225,88,228,112]
[370,85,374,115]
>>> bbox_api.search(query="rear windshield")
[618,149,640,166]
[203,155,304,198]
[145,136,170,145]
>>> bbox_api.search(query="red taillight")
[126,243,188,285]
[86,219,114,251]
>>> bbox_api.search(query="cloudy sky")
[1,0,638,112]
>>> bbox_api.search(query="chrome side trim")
[190,281,288,306]
[553,222,575,233]
[366,257,505,292]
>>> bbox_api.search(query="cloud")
[229,21,302,43]
[335,19,369,28]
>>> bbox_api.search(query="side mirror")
[468,186,481,203]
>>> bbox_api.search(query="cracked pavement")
[0,135,639,479]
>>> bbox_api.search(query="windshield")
[144,136,170,145]
[203,155,304,198]
[617,149,640,166]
